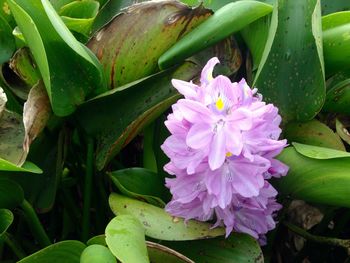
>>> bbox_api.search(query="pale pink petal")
[200,57,220,86]
[171,79,198,99]
[208,128,226,170]
[186,123,213,149]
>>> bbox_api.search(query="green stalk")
[20,199,51,247]
[3,232,26,259]
[284,221,350,250]
[143,123,157,173]
[81,137,94,242]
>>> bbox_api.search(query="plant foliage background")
[0,0,350,262]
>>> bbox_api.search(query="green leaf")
[0,15,15,64]
[284,119,345,151]
[105,215,149,263]
[158,1,273,69]
[109,193,225,241]
[8,0,107,116]
[0,209,13,238]
[164,233,263,263]
[80,244,116,263]
[336,118,350,145]
[88,1,211,89]
[87,235,106,246]
[0,178,24,209]
[146,241,194,263]
[58,0,99,18]
[292,142,350,159]
[76,62,200,170]
[0,159,42,173]
[254,0,325,122]
[109,168,170,208]
[322,11,350,75]
[91,0,146,34]
[321,0,350,15]
[18,240,86,263]
[276,146,350,208]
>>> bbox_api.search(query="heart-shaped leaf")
[276,145,350,208]
[88,0,211,89]
[164,233,263,263]
[254,0,325,122]
[146,241,194,263]
[0,178,24,208]
[18,240,86,263]
[109,193,225,241]
[80,244,116,263]
[105,215,149,263]
[284,119,345,151]
[109,168,170,207]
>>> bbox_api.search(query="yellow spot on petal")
[226,152,233,157]
[216,97,224,111]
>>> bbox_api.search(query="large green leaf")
[158,1,273,69]
[254,0,325,122]
[322,11,350,75]
[0,159,42,173]
[0,178,24,209]
[76,62,200,170]
[80,244,116,263]
[164,233,263,263]
[321,0,350,15]
[88,1,211,89]
[284,119,345,151]
[8,0,106,116]
[276,145,350,208]
[105,215,149,263]
[0,15,15,64]
[147,242,194,263]
[91,0,145,35]
[0,209,13,238]
[18,240,86,263]
[109,193,225,241]
[109,168,171,207]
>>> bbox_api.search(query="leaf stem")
[143,123,157,173]
[81,136,94,242]
[3,233,26,259]
[20,199,51,247]
[284,221,350,250]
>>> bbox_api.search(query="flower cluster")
[161,57,288,242]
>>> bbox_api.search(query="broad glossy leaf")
[8,0,107,116]
[109,168,170,207]
[18,240,86,263]
[0,209,13,238]
[276,146,350,207]
[254,0,325,122]
[164,233,263,263]
[323,71,350,114]
[109,193,225,240]
[0,178,24,208]
[146,241,194,263]
[76,62,200,170]
[321,0,350,15]
[0,15,15,64]
[105,215,149,263]
[323,11,350,75]
[88,1,211,89]
[91,0,145,35]
[0,159,42,173]
[292,142,350,159]
[23,81,51,156]
[0,0,16,27]
[87,235,106,246]
[158,1,273,69]
[80,244,116,263]
[284,119,345,151]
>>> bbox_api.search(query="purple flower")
[161,57,288,241]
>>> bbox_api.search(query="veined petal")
[186,123,213,149]
[208,128,226,170]
[177,99,214,123]
[171,79,198,99]
[200,57,220,86]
